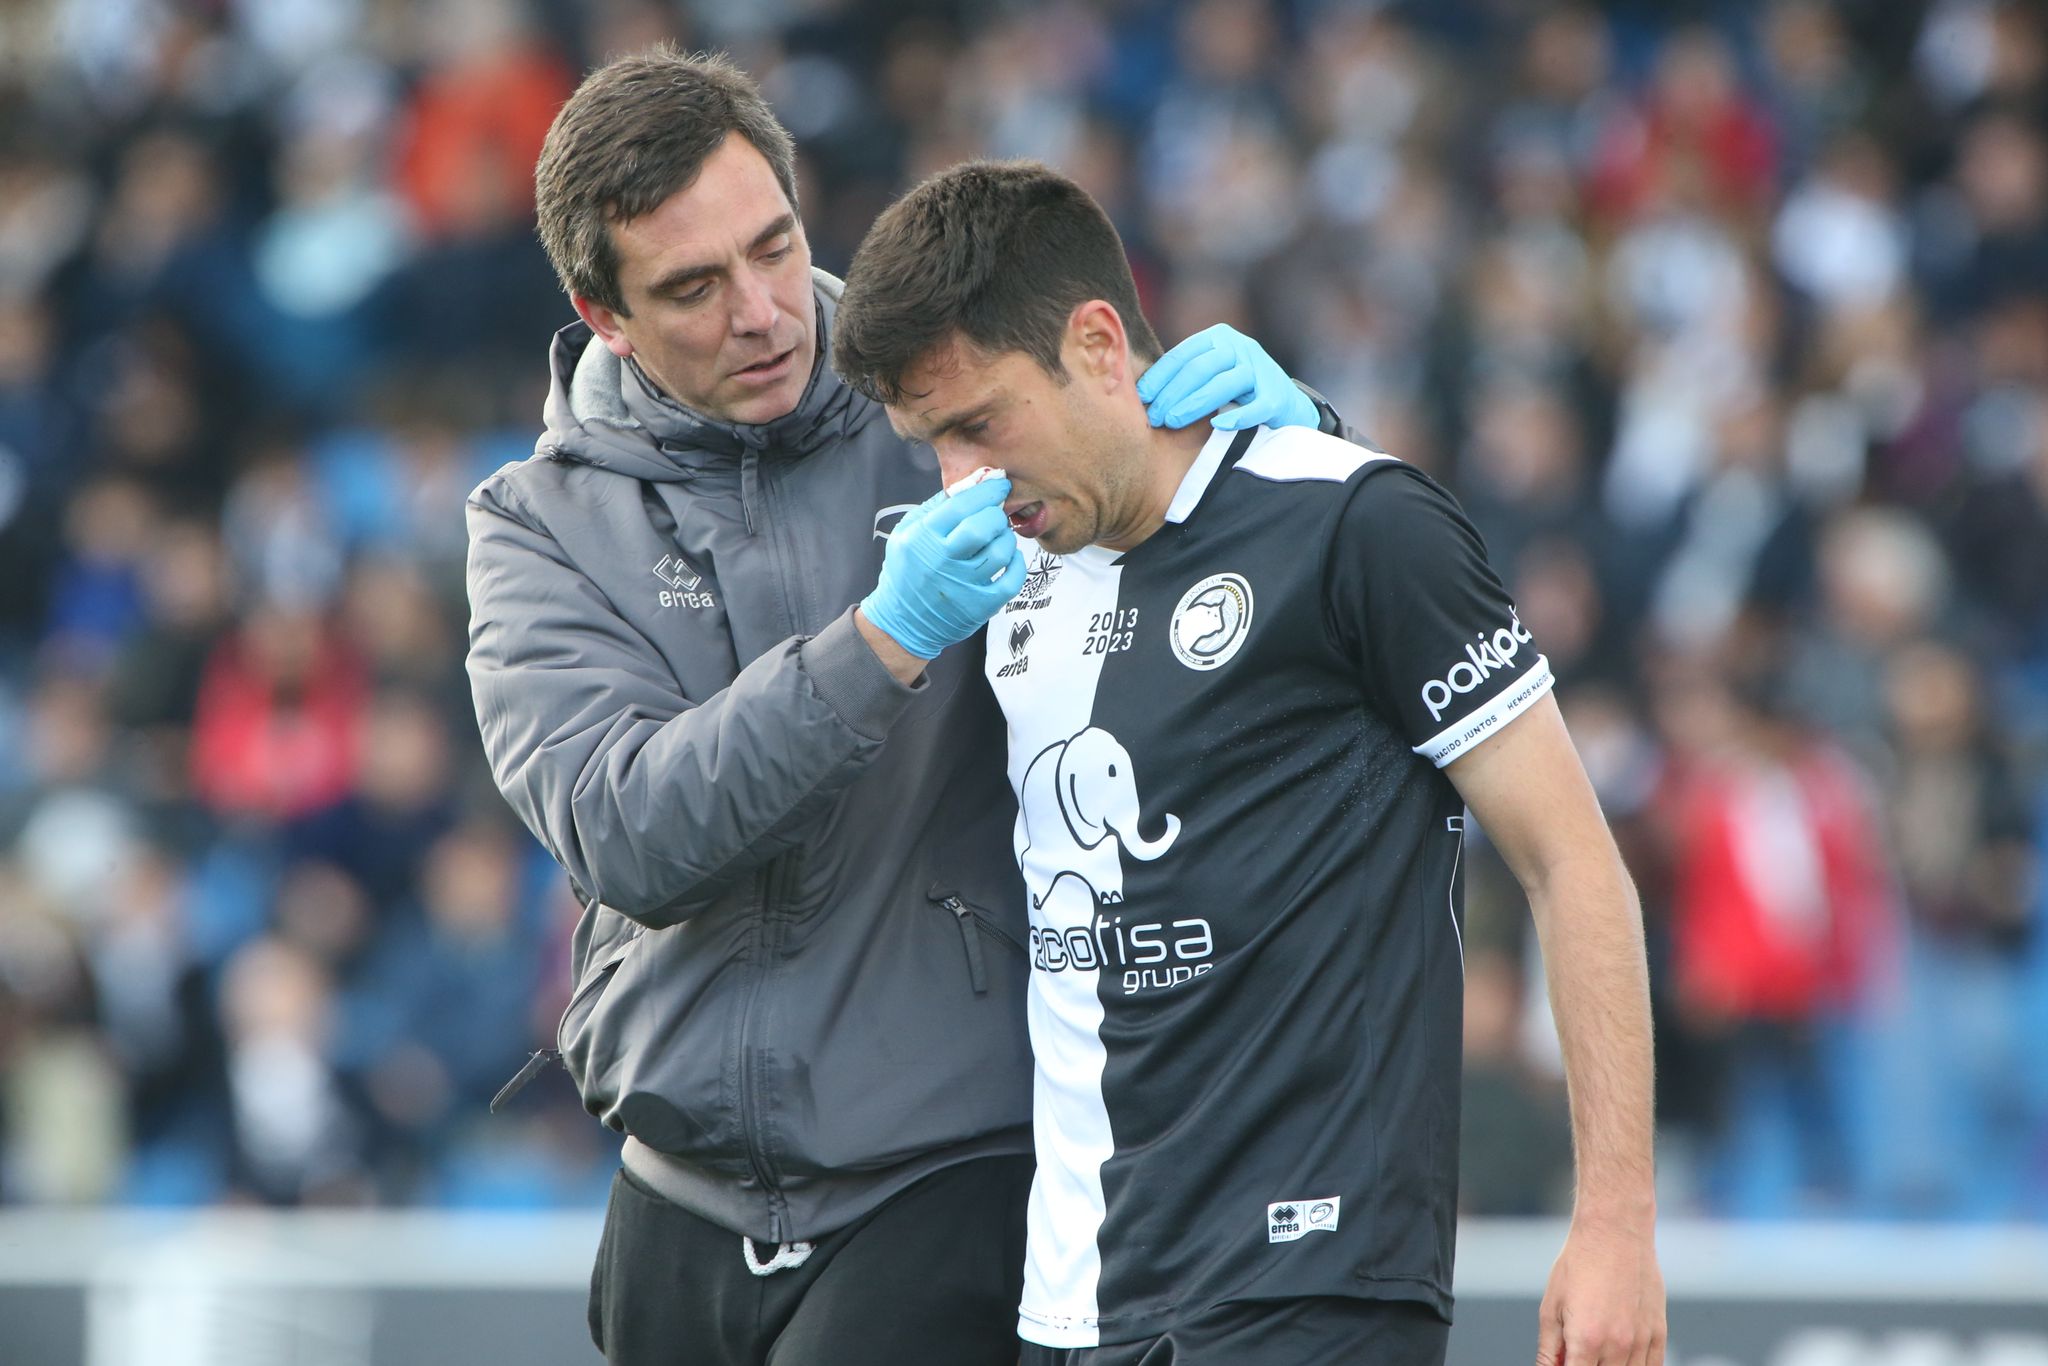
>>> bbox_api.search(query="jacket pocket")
[558,928,644,1082]
[929,886,1026,996]
[490,927,643,1111]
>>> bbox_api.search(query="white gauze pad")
[945,466,1005,496]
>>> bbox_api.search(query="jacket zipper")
[945,896,989,994]
[492,926,641,1112]
[735,852,799,1238]
[932,888,1027,996]
[489,1048,560,1113]
[732,441,796,1238]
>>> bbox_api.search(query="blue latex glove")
[860,477,1028,659]
[1136,324,1319,431]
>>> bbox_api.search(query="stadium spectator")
[1657,663,1893,1215]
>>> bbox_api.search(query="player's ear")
[1066,299,1129,391]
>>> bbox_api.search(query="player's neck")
[1099,420,1213,552]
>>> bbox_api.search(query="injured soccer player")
[832,160,1669,1366]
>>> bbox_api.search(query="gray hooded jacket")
[465,273,1032,1241]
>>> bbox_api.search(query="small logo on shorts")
[1268,1195,1340,1243]
[1169,573,1254,671]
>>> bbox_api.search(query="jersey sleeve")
[1325,464,1554,767]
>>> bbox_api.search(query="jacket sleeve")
[1298,380,1375,449]
[464,481,918,927]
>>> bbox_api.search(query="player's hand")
[1136,323,1318,431]
[859,477,1027,659]
[1535,1218,1666,1366]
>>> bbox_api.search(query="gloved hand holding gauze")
[860,476,1027,659]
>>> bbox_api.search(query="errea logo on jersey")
[1421,611,1533,721]
[996,618,1034,678]
[1268,1196,1341,1243]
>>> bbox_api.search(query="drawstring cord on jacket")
[742,1236,814,1276]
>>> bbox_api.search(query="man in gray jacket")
[465,45,1335,1366]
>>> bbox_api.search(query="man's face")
[576,134,815,425]
[888,326,1148,556]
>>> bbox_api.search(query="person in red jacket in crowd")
[390,16,574,242]
[1585,26,1778,229]
[189,603,368,822]
[1656,661,1893,1214]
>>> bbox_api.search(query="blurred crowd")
[0,0,2043,1220]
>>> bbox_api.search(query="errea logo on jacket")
[1420,611,1532,721]
[653,554,716,609]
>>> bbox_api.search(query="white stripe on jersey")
[1233,426,1393,484]
[990,546,1127,1348]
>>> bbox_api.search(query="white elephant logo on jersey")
[1017,726,1180,911]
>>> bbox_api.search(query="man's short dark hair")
[833,160,1162,405]
[534,45,798,315]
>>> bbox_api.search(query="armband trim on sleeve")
[1412,657,1555,768]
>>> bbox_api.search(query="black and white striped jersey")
[985,423,1552,1349]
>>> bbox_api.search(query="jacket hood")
[536,268,876,483]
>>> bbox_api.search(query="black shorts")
[589,1153,1032,1366]
[1019,1296,1450,1366]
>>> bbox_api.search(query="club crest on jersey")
[1006,547,1063,612]
[1169,573,1254,671]
[1268,1196,1340,1243]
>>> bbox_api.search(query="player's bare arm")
[1446,694,1668,1366]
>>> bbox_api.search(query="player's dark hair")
[832,160,1162,405]
[534,45,798,315]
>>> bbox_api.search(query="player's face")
[574,134,816,426]
[889,333,1147,556]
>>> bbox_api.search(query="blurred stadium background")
[0,0,2045,1361]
